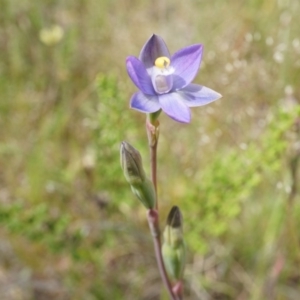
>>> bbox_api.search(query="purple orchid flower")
[126,34,222,123]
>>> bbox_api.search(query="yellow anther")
[155,56,170,69]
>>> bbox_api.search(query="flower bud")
[162,206,186,280]
[130,178,156,209]
[120,141,156,209]
[120,141,146,185]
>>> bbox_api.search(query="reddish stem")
[146,117,159,210]
[150,141,158,209]
[146,114,180,299]
[147,210,179,300]
[172,281,184,300]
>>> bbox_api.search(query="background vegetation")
[0,0,300,299]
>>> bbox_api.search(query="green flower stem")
[147,209,179,300]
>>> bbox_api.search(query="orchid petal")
[126,56,155,95]
[180,84,222,107]
[158,92,191,123]
[130,92,161,113]
[139,34,171,69]
[171,44,203,90]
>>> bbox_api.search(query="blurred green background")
[0,0,300,299]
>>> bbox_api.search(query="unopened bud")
[130,178,156,209]
[162,206,186,280]
[120,141,156,209]
[120,141,146,185]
